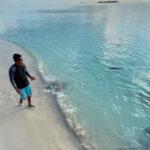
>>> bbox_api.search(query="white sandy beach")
[0,39,80,150]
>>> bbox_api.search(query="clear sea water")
[0,1,150,150]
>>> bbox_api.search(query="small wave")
[38,61,95,150]
[39,61,57,81]
[133,71,150,108]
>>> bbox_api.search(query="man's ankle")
[19,100,23,104]
[28,104,35,107]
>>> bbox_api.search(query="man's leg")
[27,96,35,107]
[19,89,24,106]
[19,99,23,106]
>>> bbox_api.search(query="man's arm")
[9,66,20,94]
[26,69,32,78]
[23,64,36,80]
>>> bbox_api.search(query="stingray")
[45,80,73,94]
[45,80,65,92]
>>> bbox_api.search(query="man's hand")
[15,88,20,95]
[30,76,36,81]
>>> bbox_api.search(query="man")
[9,53,36,107]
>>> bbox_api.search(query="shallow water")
[0,2,150,150]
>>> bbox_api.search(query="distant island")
[97,0,118,3]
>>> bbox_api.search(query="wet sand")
[0,39,80,150]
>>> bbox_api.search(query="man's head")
[13,53,23,65]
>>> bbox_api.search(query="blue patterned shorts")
[19,85,32,100]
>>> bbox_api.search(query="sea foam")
[38,61,95,150]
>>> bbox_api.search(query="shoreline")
[0,38,95,150]
[0,39,81,150]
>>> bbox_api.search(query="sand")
[0,39,80,150]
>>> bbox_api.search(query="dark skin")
[15,58,36,107]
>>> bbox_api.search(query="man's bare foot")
[28,104,35,108]
[19,100,23,106]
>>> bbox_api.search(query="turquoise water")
[1,2,150,149]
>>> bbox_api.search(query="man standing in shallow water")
[9,53,36,107]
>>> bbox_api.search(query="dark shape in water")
[144,127,150,137]
[97,0,118,3]
[45,80,65,92]
[108,66,123,70]
[137,128,150,150]
[45,80,73,94]
[92,56,100,62]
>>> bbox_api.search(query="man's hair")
[13,53,22,62]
